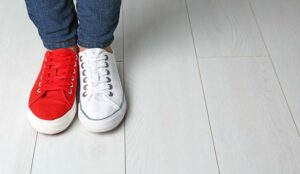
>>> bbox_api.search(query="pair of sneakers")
[27,48,127,134]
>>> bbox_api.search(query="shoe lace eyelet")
[109,91,113,97]
[82,92,87,97]
[83,84,88,90]
[83,77,87,83]
[81,62,85,69]
[104,55,109,60]
[106,77,111,82]
[82,70,87,76]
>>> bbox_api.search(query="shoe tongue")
[45,48,75,79]
[47,48,76,57]
[81,48,106,57]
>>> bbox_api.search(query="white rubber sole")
[27,101,77,135]
[78,100,127,133]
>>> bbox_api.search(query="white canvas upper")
[78,48,126,132]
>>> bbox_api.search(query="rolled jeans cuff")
[43,37,77,50]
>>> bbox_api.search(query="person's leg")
[24,0,78,50]
[25,0,79,134]
[76,0,121,52]
[76,0,126,132]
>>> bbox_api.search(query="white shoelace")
[81,54,113,98]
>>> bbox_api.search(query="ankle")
[68,46,79,53]
[104,46,113,53]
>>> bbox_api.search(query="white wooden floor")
[0,0,300,173]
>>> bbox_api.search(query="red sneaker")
[27,48,78,134]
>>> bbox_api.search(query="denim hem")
[77,39,114,49]
[43,37,78,50]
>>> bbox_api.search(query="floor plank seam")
[123,120,127,174]
[247,0,300,136]
[121,3,127,174]
[198,56,269,59]
[184,0,221,173]
[29,133,38,174]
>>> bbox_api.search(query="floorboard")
[0,1,41,173]
[250,0,300,133]
[186,0,267,57]
[199,57,300,174]
[123,0,219,173]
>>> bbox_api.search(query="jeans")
[24,0,121,49]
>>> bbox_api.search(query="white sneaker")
[78,48,127,132]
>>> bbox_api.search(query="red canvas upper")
[29,48,78,120]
